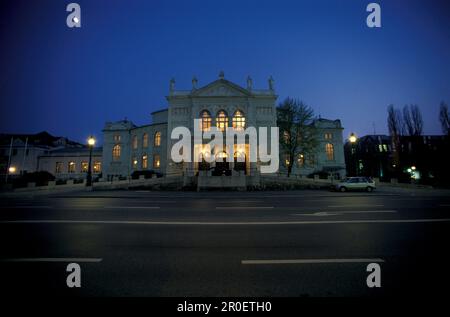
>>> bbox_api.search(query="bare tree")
[277,98,317,177]
[403,105,423,136]
[387,104,403,169]
[387,105,403,137]
[439,102,450,135]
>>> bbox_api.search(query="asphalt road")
[1,188,450,297]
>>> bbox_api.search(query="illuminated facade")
[102,73,346,180]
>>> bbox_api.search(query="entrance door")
[234,152,246,174]
[214,151,230,176]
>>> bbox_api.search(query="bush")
[11,171,55,187]
[131,170,163,179]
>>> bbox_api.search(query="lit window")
[200,110,212,131]
[93,161,101,173]
[112,144,121,161]
[232,110,246,130]
[143,133,149,148]
[55,162,63,174]
[113,135,121,142]
[142,154,148,169]
[154,132,161,147]
[81,161,88,173]
[284,154,290,166]
[216,110,228,132]
[132,135,138,150]
[132,157,138,169]
[68,161,76,173]
[153,155,160,168]
[325,143,334,161]
[297,154,304,166]
[325,133,333,140]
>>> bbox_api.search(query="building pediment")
[191,79,251,97]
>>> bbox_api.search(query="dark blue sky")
[1,0,449,144]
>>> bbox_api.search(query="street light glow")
[411,166,416,170]
[349,133,357,143]
[8,166,16,173]
[88,136,96,146]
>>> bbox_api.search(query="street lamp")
[8,166,16,174]
[86,136,96,186]
[349,133,358,176]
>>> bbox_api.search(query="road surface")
[1,188,449,297]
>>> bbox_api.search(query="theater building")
[102,73,346,181]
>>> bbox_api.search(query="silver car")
[335,177,376,192]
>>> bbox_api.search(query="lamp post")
[349,133,358,176]
[86,136,96,187]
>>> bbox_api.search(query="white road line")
[106,206,160,209]
[1,218,449,226]
[215,206,274,210]
[241,258,385,265]
[5,206,53,209]
[1,258,102,263]
[292,210,397,216]
[327,204,384,208]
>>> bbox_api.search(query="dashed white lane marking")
[1,258,102,263]
[106,206,160,209]
[1,218,449,226]
[327,204,384,208]
[4,206,53,209]
[241,258,385,265]
[291,210,397,216]
[215,206,274,210]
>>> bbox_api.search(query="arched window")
[216,110,228,132]
[232,110,245,130]
[153,155,161,168]
[112,144,121,161]
[200,110,212,131]
[142,154,148,169]
[325,143,334,161]
[142,133,149,148]
[132,135,138,150]
[154,132,161,147]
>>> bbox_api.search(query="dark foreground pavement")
[1,188,450,297]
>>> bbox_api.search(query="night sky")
[1,0,449,145]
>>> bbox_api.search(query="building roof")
[0,131,83,148]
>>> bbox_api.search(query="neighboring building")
[0,131,84,178]
[344,134,449,184]
[38,147,102,180]
[344,135,392,180]
[102,73,346,180]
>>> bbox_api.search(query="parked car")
[334,177,376,192]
